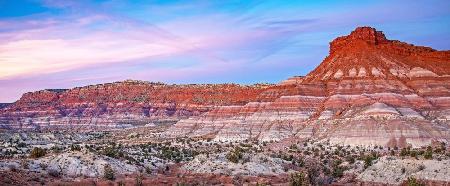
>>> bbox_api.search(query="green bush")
[30,147,46,158]
[103,146,123,158]
[289,144,298,150]
[103,164,115,180]
[290,172,308,186]
[145,166,152,174]
[346,155,355,164]
[18,142,27,148]
[332,166,345,178]
[135,173,143,186]
[70,144,81,151]
[226,147,243,163]
[400,148,409,156]
[406,177,424,186]
[410,150,418,159]
[424,146,433,159]
[364,154,377,168]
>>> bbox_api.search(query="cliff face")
[0,81,271,130]
[165,27,450,147]
[306,27,450,82]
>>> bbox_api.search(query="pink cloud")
[0,14,240,80]
[0,35,187,79]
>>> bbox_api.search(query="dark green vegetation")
[226,146,244,163]
[406,177,424,186]
[290,172,308,186]
[103,164,115,180]
[30,147,46,158]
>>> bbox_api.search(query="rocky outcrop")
[357,156,450,184]
[0,152,139,178]
[0,80,271,130]
[165,27,450,147]
[182,153,286,176]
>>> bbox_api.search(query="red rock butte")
[306,26,450,82]
[1,27,450,148]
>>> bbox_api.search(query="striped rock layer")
[165,27,450,147]
[0,81,271,130]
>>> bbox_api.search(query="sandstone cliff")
[165,27,450,147]
[0,80,271,130]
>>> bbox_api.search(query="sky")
[0,0,449,102]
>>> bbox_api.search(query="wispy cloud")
[0,12,235,80]
[265,18,318,26]
[0,37,181,79]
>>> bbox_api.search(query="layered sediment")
[0,81,271,130]
[165,27,450,147]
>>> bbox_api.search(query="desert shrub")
[255,182,267,186]
[135,173,143,186]
[290,172,308,186]
[363,154,377,168]
[240,142,252,148]
[226,147,243,163]
[176,182,189,186]
[50,146,63,153]
[291,157,304,167]
[406,177,424,186]
[424,146,433,159]
[40,163,48,170]
[306,163,321,185]
[332,166,345,178]
[70,144,81,151]
[227,152,239,163]
[30,147,46,158]
[103,146,123,158]
[346,155,355,164]
[118,181,125,186]
[418,164,425,171]
[158,146,186,162]
[20,160,29,169]
[400,148,409,156]
[410,150,418,159]
[103,164,115,180]
[331,159,346,178]
[280,153,294,161]
[145,166,152,174]
[290,144,298,150]
[18,142,27,148]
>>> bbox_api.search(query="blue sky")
[0,0,449,102]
